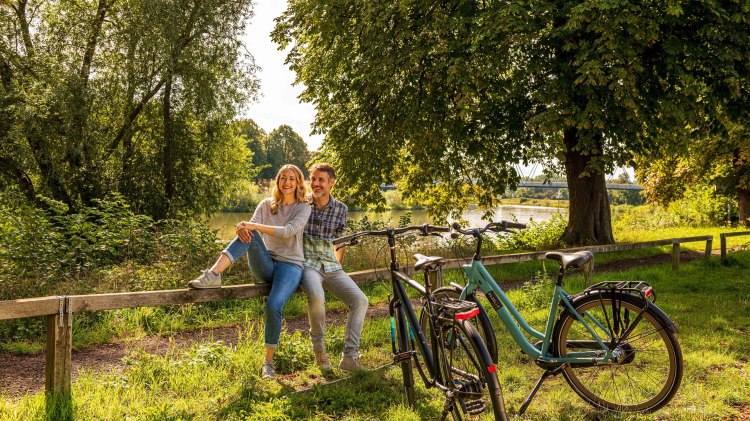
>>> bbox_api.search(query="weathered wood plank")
[0,296,62,320]
[720,231,750,239]
[0,235,714,319]
[68,284,273,313]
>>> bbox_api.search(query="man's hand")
[335,246,346,264]
[236,221,255,242]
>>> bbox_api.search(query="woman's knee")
[266,297,285,316]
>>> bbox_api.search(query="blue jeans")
[223,232,303,348]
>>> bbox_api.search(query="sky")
[241,1,324,151]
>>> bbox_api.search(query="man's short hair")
[309,163,336,180]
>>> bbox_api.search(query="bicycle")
[334,224,510,420]
[437,221,683,415]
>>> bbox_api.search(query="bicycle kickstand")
[518,365,566,416]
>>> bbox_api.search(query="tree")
[259,125,310,179]
[238,118,269,176]
[0,0,259,219]
[273,0,749,244]
[634,4,750,225]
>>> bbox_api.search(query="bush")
[0,193,221,299]
[614,183,733,231]
[0,193,156,284]
[222,180,263,212]
[496,213,567,251]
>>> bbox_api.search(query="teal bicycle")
[429,221,683,415]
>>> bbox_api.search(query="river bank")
[208,204,567,240]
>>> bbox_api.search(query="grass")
[1,249,749,420]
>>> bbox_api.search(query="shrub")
[0,193,221,299]
[222,180,263,212]
[496,213,567,251]
[614,183,733,231]
[0,193,157,283]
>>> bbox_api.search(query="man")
[301,163,369,372]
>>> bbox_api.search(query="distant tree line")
[238,119,311,180]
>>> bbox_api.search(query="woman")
[188,164,311,379]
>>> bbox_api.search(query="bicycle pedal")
[392,351,414,363]
[463,398,487,415]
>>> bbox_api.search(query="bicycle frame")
[459,259,618,364]
[390,265,439,378]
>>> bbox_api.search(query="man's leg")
[323,270,368,362]
[300,267,327,354]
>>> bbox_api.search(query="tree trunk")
[562,128,615,245]
[157,71,175,220]
[734,147,750,226]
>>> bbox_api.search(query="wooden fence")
[0,234,719,399]
[720,231,750,263]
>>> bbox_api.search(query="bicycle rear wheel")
[438,319,508,421]
[429,287,498,364]
[553,292,683,413]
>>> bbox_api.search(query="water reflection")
[208,205,566,240]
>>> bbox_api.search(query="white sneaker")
[260,361,276,379]
[188,269,221,289]
[315,350,333,371]
[338,355,363,372]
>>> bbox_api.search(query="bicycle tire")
[552,291,683,413]
[438,318,509,421]
[394,300,417,406]
[430,286,498,364]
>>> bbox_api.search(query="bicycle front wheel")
[553,292,683,413]
[439,319,508,421]
[394,300,416,406]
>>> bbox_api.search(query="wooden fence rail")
[0,235,713,398]
[720,231,750,263]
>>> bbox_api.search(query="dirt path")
[0,251,709,398]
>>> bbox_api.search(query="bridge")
[381,181,643,191]
[516,181,643,191]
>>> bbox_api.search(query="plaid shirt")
[303,194,348,272]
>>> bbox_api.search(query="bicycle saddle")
[545,251,593,270]
[413,254,447,271]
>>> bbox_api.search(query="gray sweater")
[250,198,311,267]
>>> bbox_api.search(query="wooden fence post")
[672,243,680,273]
[45,297,72,395]
[720,234,727,264]
[705,237,713,261]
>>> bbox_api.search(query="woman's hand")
[236,221,255,242]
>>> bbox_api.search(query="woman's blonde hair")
[270,164,307,214]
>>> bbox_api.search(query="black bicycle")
[335,224,509,420]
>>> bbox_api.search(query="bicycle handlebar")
[334,224,451,249]
[450,220,526,238]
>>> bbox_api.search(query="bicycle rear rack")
[433,298,479,321]
[577,280,656,304]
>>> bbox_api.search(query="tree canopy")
[274,0,750,244]
[237,120,311,180]
[0,0,258,219]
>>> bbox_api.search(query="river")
[208,205,566,240]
